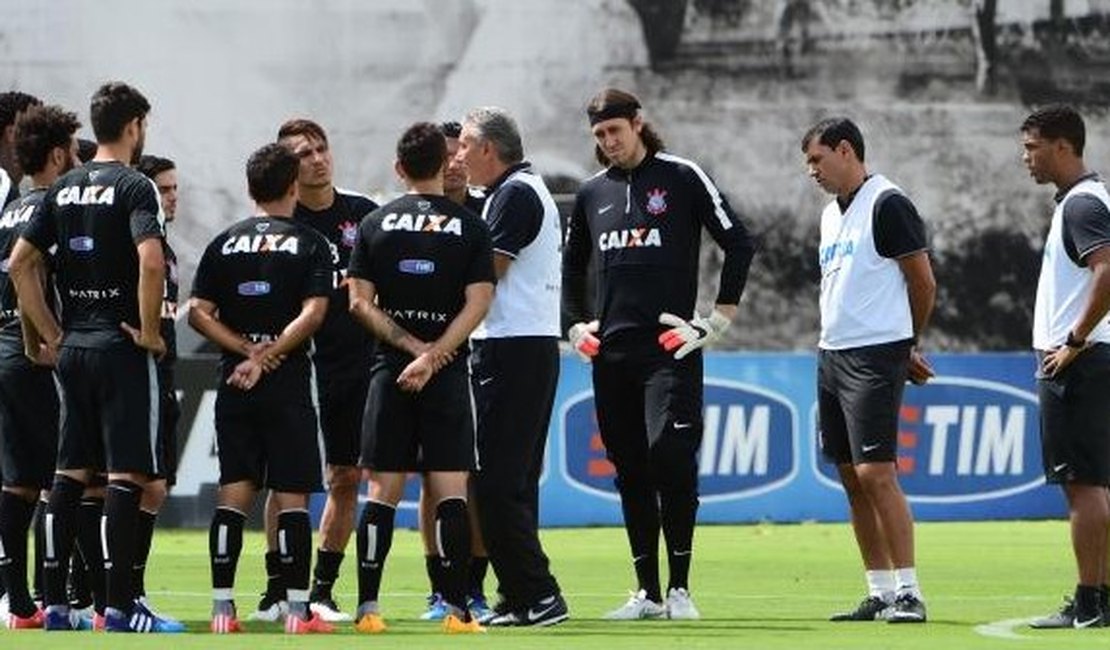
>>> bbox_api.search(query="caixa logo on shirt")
[813,377,1043,503]
[560,379,797,501]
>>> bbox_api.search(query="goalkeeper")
[561,88,755,621]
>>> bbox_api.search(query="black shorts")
[56,343,161,475]
[215,356,323,493]
[154,363,179,486]
[818,340,912,465]
[360,357,475,472]
[314,362,371,468]
[591,332,704,472]
[1039,343,1110,485]
[0,341,59,489]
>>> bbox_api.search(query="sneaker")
[467,593,493,621]
[420,592,450,621]
[487,593,569,627]
[285,612,334,634]
[886,593,927,624]
[604,589,666,620]
[103,605,185,633]
[665,587,700,620]
[44,605,93,631]
[354,602,387,634]
[0,593,8,626]
[6,608,44,629]
[830,595,892,622]
[92,611,105,630]
[477,598,513,624]
[248,592,287,622]
[134,598,186,633]
[1030,597,1075,629]
[309,595,353,622]
[210,600,241,634]
[443,613,485,634]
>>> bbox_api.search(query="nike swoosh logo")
[1053,463,1069,473]
[598,204,614,215]
[528,604,557,622]
[861,443,881,453]
[478,377,494,386]
[674,422,693,430]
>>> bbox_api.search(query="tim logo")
[814,377,1043,503]
[561,380,797,502]
[237,281,271,296]
[398,259,435,275]
[68,236,95,252]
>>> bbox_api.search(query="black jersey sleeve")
[190,241,220,302]
[873,192,927,259]
[465,219,496,285]
[561,190,593,325]
[124,175,164,243]
[687,166,755,305]
[485,182,543,258]
[304,230,336,297]
[21,189,57,254]
[347,217,377,282]
[1062,193,1110,266]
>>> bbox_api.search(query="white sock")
[895,567,922,599]
[866,569,896,603]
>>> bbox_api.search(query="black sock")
[209,507,245,592]
[1101,584,1109,613]
[32,497,47,603]
[356,501,395,605]
[310,548,344,601]
[425,554,443,595]
[74,496,105,613]
[132,509,157,598]
[44,475,84,607]
[660,489,698,592]
[468,556,488,598]
[264,551,283,601]
[435,498,470,613]
[104,480,142,612]
[277,509,312,617]
[617,480,661,602]
[0,492,37,616]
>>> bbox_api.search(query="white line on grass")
[144,590,1053,602]
[973,618,1036,641]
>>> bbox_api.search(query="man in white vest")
[802,117,936,624]
[1022,105,1110,630]
[455,107,567,627]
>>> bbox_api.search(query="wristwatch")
[1065,331,1086,349]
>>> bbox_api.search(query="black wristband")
[1066,331,1086,349]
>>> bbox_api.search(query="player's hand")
[908,347,935,385]
[246,342,285,373]
[567,320,600,362]
[121,322,166,358]
[397,352,435,392]
[1041,343,1085,378]
[26,339,59,367]
[227,358,263,391]
[657,310,731,360]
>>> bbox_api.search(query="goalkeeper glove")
[657,310,731,359]
[567,320,600,361]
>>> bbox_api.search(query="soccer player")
[8,81,181,633]
[0,103,78,630]
[188,142,335,635]
[417,119,491,622]
[455,107,568,627]
[801,117,935,623]
[133,154,180,615]
[347,122,493,635]
[562,88,755,620]
[1020,106,1110,629]
[270,118,377,623]
[0,91,43,208]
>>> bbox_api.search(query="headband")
[587,100,640,126]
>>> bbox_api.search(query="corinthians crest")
[339,220,358,248]
[645,188,668,216]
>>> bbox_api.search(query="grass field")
[2,520,1105,649]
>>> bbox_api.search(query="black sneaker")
[830,595,890,621]
[247,591,287,622]
[1029,597,1074,629]
[478,598,514,625]
[886,593,927,624]
[488,593,569,627]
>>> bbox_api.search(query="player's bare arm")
[8,237,61,364]
[397,281,494,392]
[124,235,167,357]
[898,250,937,384]
[348,276,428,357]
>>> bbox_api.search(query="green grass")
[2,520,1103,648]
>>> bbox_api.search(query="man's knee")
[326,465,360,494]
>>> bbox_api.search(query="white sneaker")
[604,589,667,620]
[309,598,353,622]
[248,598,288,622]
[0,593,9,626]
[665,587,700,620]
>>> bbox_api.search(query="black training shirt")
[348,193,494,363]
[0,188,55,344]
[22,161,162,348]
[482,162,543,259]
